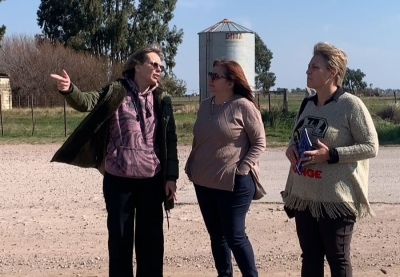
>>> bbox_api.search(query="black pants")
[295,208,356,277]
[103,172,165,277]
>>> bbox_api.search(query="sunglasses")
[149,61,165,72]
[208,72,228,81]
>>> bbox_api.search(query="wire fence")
[11,95,65,108]
[0,95,205,138]
[0,92,398,139]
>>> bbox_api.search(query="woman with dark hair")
[185,59,266,277]
[50,44,179,277]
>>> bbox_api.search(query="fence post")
[268,92,271,112]
[31,95,35,136]
[394,91,397,104]
[0,95,3,136]
[283,89,288,112]
[64,100,67,137]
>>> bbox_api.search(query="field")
[1,93,399,145]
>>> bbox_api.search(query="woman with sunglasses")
[185,59,266,277]
[50,44,178,277]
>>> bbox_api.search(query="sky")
[1,0,400,94]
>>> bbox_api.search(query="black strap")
[298,97,309,118]
[165,209,170,229]
[290,97,310,141]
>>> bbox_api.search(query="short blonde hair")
[313,42,347,86]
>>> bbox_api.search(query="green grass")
[0,94,399,146]
[374,118,400,145]
[174,113,196,145]
[0,107,87,143]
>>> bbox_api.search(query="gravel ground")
[0,144,399,277]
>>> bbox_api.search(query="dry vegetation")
[0,35,123,107]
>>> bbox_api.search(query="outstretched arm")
[50,69,71,93]
[50,69,103,112]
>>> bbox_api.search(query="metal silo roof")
[199,18,254,33]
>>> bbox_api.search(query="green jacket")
[51,80,179,209]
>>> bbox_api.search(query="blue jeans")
[103,172,164,277]
[194,174,258,277]
[295,208,356,277]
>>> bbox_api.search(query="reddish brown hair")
[213,59,254,103]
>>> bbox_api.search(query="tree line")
[0,0,376,102]
[36,0,183,71]
[0,0,189,101]
[1,0,276,106]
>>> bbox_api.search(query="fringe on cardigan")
[282,192,375,219]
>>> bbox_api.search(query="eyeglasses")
[148,61,165,72]
[149,61,165,72]
[208,72,228,81]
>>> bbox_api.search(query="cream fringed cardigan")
[185,94,266,200]
[282,89,379,219]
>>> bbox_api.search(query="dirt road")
[0,144,399,276]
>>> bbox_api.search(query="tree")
[343,68,367,94]
[161,73,187,97]
[254,33,276,93]
[0,35,114,106]
[37,0,184,71]
[0,0,6,45]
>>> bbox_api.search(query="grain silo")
[198,18,255,100]
[0,73,12,110]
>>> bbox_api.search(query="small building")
[0,73,12,110]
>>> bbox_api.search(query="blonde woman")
[282,42,378,277]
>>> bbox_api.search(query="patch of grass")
[376,103,400,124]
[261,107,296,147]
[0,107,86,141]
[174,113,196,145]
[374,118,400,145]
[1,95,400,147]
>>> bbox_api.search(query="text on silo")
[225,33,243,40]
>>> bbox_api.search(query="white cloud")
[236,18,253,29]
[320,24,333,33]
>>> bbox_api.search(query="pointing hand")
[50,69,71,92]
